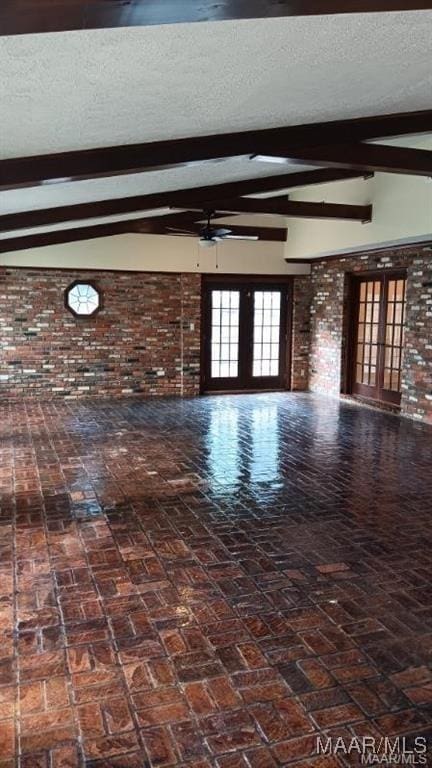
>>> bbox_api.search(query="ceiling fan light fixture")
[199,237,217,248]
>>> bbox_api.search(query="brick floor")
[0,393,431,767]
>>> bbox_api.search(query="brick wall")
[309,246,432,425]
[402,253,432,423]
[291,277,312,391]
[2,260,429,420]
[0,268,201,399]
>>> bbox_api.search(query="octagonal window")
[65,281,101,317]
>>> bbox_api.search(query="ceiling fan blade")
[166,226,196,234]
[211,228,232,237]
[223,235,259,241]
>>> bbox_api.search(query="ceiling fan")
[166,210,259,248]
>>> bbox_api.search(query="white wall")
[285,136,432,260]
[3,137,431,269]
[1,232,310,275]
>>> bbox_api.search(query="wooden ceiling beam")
[0,223,132,255]
[0,216,287,254]
[258,143,432,177]
[1,109,430,189]
[2,0,432,36]
[0,171,373,234]
[0,210,203,252]
[140,222,288,241]
[184,197,373,221]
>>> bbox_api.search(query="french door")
[202,279,291,392]
[350,271,407,405]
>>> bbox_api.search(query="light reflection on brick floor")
[0,393,431,767]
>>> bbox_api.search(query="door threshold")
[342,394,401,413]
[202,388,289,396]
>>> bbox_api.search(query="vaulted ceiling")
[1,3,432,256]
[3,12,432,158]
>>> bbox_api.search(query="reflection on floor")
[0,393,431,767]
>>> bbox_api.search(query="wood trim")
[3,0,432,36]
[1,109,430,189]
[344,273,358,396]
[201,274,294,284]
[264,142,432,177]
[286,280,294,392]
[341,393,401,414]
[199,275,207,396]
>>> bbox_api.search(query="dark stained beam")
[0,223,132,255]
[257,143,432,177]
[268,168,373,190]
[0,218,287,254]
[183,197,373,221]
[0,211,192,253]
[1,110,430,189]
[0,210,204,253]
[2,0,432,36]
[0,171,372,234]
[0,157,236,192]
[139,222,288,241]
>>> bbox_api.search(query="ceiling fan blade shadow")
[166,226,196,234]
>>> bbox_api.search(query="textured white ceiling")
[1,11,432,159]
[0,158,317,215]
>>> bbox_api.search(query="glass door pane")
[210,290,240,379]
[252,290,282,378]
[383,278,406,395]
[354,279,381,391]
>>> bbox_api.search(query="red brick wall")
[0,268,201,399]
[291,277,312,391]
[3,261,429,421]
[309,246,432,425]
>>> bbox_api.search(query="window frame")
[64,280,102,318]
